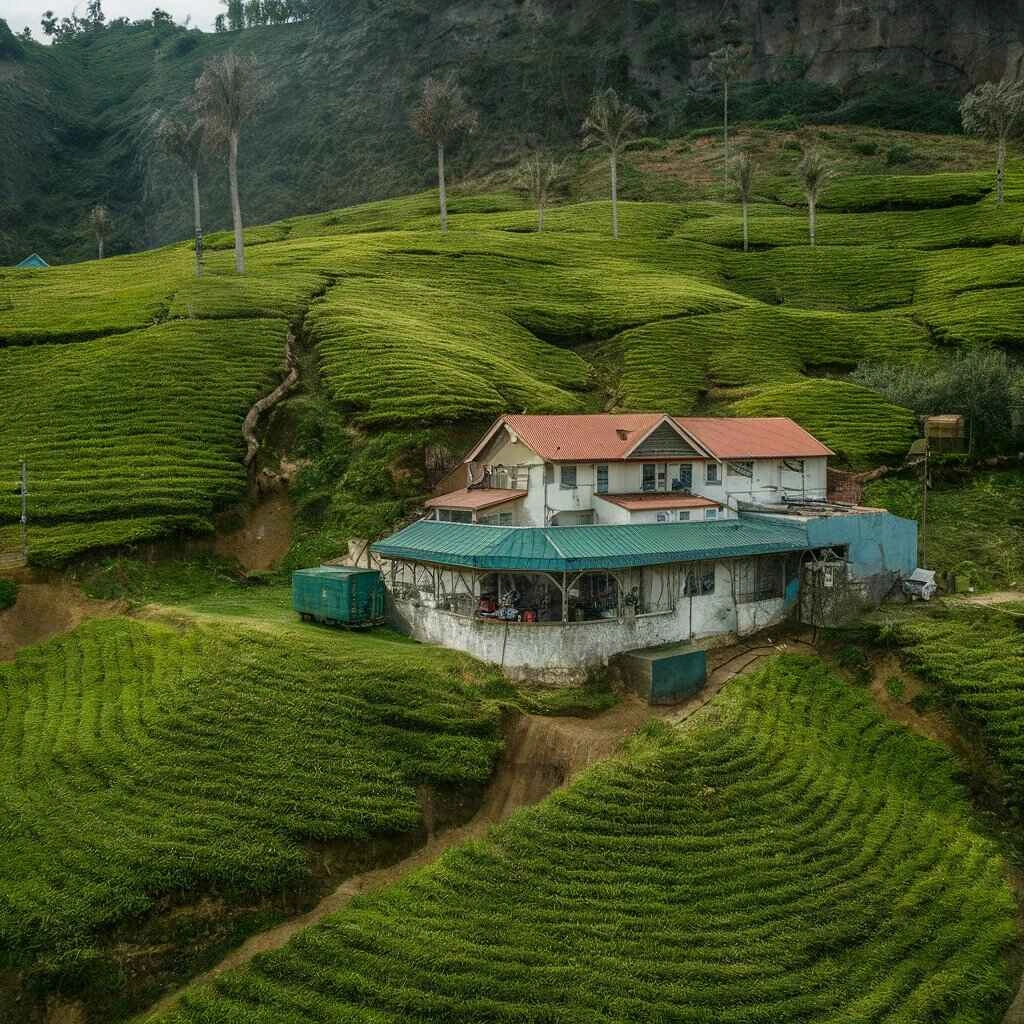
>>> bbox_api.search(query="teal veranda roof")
[372,516,811,572]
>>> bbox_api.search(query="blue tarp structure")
[14,253,48,269]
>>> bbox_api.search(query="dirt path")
[213,490,293,572]
[139,697,654,1021]
[948,590,1023,607]
[0,581,122,662]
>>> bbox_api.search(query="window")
[705,508,718,521]
[684,561,715,596]
[438,509,472,523]
[657,464,667,490]
[705,462,721,485]
[678,510,690,522]
[673,464,693,491]
[727,460,753,478]
[642,464,657,492]
[560,464,577,489]
[596,464,609,494]
[656,511,670,523]
[544,464,554,485]
[736,558,784,604]
[783,458,805,474]
[480,511,514,526]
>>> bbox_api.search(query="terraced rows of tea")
[883,605,1024,811]
[155,655,1016,1023]
[0,617,501,979]
[3,148,1024,558]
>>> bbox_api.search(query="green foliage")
[884,606,1024,811]
[0,578,16,610]
[864,472,1024,588]
[887,142,914,166]
[80,553,246,605]
[886,675,905,701]
[0,616,503,981]
[729,378,918,465]
[835,643,872,684]
[154,656,1017,1024]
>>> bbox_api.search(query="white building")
[373,414,916,685]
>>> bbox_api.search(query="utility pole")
[920,443,928,570]
[19,458,28,565]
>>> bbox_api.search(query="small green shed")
[292,566,385,628]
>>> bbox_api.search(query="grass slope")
[154,655,1016,1024]
[881,605,1024,814]
[0,615,502,985]
[5,150,1024,560]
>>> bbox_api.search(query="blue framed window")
[596,464,609,493]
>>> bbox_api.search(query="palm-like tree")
[89,205,111,259]
[708,44,750,196]
[797,150,833,247]
[410,77,479,232]
[732,152,754,252]
[156,116,206,277]
[516,154,564,232]
[194,53,263,274]
[960,80,1024,206]
[581,88,647,240]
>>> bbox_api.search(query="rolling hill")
[2,139,1023,566]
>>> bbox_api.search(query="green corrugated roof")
[372,516,810,572]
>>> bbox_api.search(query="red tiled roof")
[424,488,527,511]
[595,493,721,511]
[475,414,832,462]
[676,417,833,459]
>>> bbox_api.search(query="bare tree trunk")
[610,151,619,240]
[192,168,203,278]
[723,76,729,199]
[97,236,104,260]
[996,134,1006,205]
[808,192,816,247]
[538,196,545,232]
[437,142,448,232]
[229,129,244,274]
[742,197,749,252]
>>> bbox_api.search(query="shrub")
[887,142,915,166]
[0,578,16,610]
[885,674,905,701]
[835,643,872,684]
[852,140,879,156]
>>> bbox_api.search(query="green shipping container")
[292,566,386,628]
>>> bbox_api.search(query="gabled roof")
[15,253,48,269]
[372,516,811,572]
[424,488,527,511]
[594,493,720,512]
[467,413,832,463]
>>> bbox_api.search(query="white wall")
[387,560,790,683]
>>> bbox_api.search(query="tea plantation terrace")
[373,414,917,680]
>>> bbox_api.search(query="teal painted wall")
[806,512,918,578]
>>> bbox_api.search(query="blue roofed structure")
[14,253,49,269]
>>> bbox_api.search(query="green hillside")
[153,655,1017,1023]
[0,613,504,1010]
[4,145,1024,564]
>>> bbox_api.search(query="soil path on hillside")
[140,698,654,1020]
[214,490,293,572]
[0,582,122,662]
[951,590,1023,607]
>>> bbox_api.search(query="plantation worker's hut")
[372,414,918,682]
[14,253,49,268]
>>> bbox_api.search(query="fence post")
[19,458,27,565]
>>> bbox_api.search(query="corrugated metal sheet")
[424,488,528,511]
[372,516,810,572]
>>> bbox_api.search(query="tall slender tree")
[960,80,1024,206]
[410,77,478,232]
[581,88,647,240]
[194,53,263,274]
[707,44,750,197]
[516,154,564,232]
[731,151,754,252]
[89,204,111,259]
[157,116,206,277]
[797,150,833,247]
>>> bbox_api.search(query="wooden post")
[19,458,27,565]
[562,570,569,622]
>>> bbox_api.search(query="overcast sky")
[4,0,221,38]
